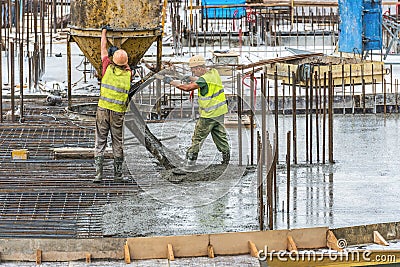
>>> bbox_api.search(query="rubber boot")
[93,156,104,183]
[185,152,198,167]
[114,157,124,182]
[221,152,230,165]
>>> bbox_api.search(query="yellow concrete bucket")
[69,0,162,75]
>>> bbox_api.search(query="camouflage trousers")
[186,115,230,159]
[94,107,125,158]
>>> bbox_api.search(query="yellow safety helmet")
[189,55,206,68]
[113,49,129,66]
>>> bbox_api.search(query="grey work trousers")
[187,115,230,156]
[94,106,125,158]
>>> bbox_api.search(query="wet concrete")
[0,255,259,266]
[274,114,400,230]
[101,113,400,237]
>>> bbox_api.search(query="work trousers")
[94,107,124,158]
[187,115,230,156]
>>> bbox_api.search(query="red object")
[242,74,258,104]
[246,8,256,23]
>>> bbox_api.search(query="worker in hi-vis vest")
[170,55,230,166]
[93,26,132,183]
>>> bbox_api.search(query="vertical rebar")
[328,71,334,164]
[323,72,327,163]
[292,72,297,164]
[261,72,266,167]
[0,11,2,123]
[257,131,264,231]
[250,72,255,165]
[10,42,15,122]
[237,73,243,166]
[274,71,279,162]
[286,131,290,215]
[67,39,72,110]
[305,77,309,162]
[315,71,319,162]
[309,67,313,164]
[19,42,24,122]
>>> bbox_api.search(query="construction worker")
[170,55,230,166]
[93,26,131,183]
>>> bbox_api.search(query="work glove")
[108,46,119,57]
[101,25,112,31]
[182,75,192,83]
[163,76,174,84]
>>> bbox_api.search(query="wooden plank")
[85,253,91,263]
[124,243,131,264]
[210,230,289,255]
[53,147,113,159]
[326,230,343,252]
[0,238,126,262]
[237,54,323,71]
[207,245,214,258]
[287,236,298,252]
[290,227,328,249]
[374,231,389,246]
[331,222,400,246]
[127,234,209,260]
[36,249,42,265]
[248,241,258,257]
[167,244,174,261]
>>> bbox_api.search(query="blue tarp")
[202,0,246,19]
[338,0,382,54]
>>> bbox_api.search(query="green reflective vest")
[198,68,228,118]
[98,65,131,113]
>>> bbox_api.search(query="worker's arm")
[170,80,199,92]
[101,29,108,59]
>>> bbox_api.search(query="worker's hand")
[101,25,112,31]
[170,80,181,87]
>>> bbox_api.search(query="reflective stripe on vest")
[198,68,228,118]
[98,65,131,113]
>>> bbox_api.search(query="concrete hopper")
[69,0,162,75]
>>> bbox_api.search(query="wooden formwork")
[1,222,400,265]
[266,55,388,86]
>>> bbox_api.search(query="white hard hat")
[189,55,206,68]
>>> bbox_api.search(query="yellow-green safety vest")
[198,68,228,118]
[98,65,131,113]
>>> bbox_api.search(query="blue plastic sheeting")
[363,0,382,51]
[338,0,382,54]
[202,0,245,19]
